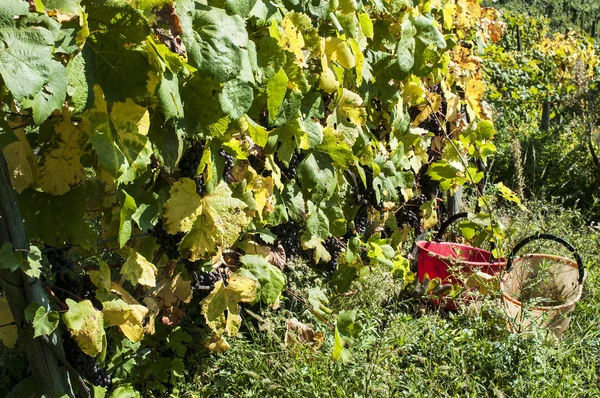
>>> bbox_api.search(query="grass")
[178,201,600,398]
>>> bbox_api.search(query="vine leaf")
[413,15,447,48]
[465,79,486,121]
[97,283,148,343]
[119,191,137,248]
[22,245,42,278]
[164,180,248,261]
[38,111,88,195]
[0,1,68,124]
[154,272,193,309]
[62,299,105,356]
[396,18,416,73]
[121,251,158,288]
[267,68,289,121]
[201,272,258,339]
[177,4,254,83]
[2,127,38,193]
[337,89,367,126]
[0,296,18,348]
[162,178,203,235]
[239,254,285,305]
[111,99,153,184]
[89,261,112,292]
[24,303,59,338]
[0,242,22,272]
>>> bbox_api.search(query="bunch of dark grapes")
[271,221,304,259]
[396,194,427,234]
[46,245,75,273]
[53,273,98,306]
[419,172,440,201]
[354,206,368,235]
[276,152,303,181]
[178,141,206,196]
[178,141,204,178]
[362,167,381,209]
[63,335,111,388]
[322,237,344,273]
[219,149,235,183]
[149,220,184,260]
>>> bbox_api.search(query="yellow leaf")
[162,178,203,234]
[121,251,158,287]
[281,15,306,66]
[142,297,160,335]
[320,52,339,93]
[443,3,457,31]
[338,89,367,126]
[38,111,88,195]
[2,126,37,193]
[348,38,365,86]
[248,175,274,218]
[201,273,258,337]
[100,284,149,342]
[89,261,112,291]
[0,297,17,348]
[111,98,150,136]
[324,37,355,69]
[205,333,230,353]
[456,0,481,29]
[155,272,193,308]
[465,79,486,121]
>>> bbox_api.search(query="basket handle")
[434,212,469,242]
[507,233,585,284]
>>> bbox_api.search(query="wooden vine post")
[0,152,72,397]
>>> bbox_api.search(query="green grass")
[178,201,600,398]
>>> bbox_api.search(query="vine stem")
[40,335,91,398]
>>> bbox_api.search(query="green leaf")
[110,385,140,398]
[119,192,137,248]
[62,299,105,356]
[166,326,192,357]
[337,310,362,340]
[89,261,112,292]
[306,286,332,316]
[220,78,254,120]
[413,15,447,49]
[177,4,254,83]
[240,254,285,305]
[0,5,68,124]
[267,69,288,122]
[208,0,259,17]
[22,246,42,278]
[317,127,355,169]
[156,71,183,121]
[0,296,18,348]
[245,116,268,147]
[92,385,107,398]
[0,243,22,272]
[396,18,416,73]
[297,152,337,200]
[25,304,59,338]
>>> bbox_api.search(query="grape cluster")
[219,149,235,183]
[419,172,440,201]
[271,221,304,259]
[46,245,75,273]
[63,336,111,388]
[53,273,98,306]
[354,206,368,235]
[276,152,303,181]
[150,220,184,260]
[396,194,427,234]
[322,237,344,273]
[178,141,204,179]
